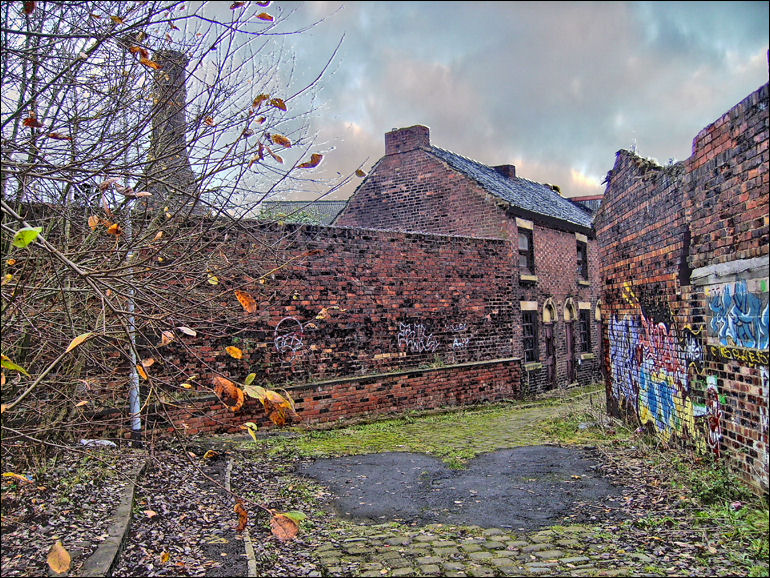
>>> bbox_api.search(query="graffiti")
[608,311,695,442]
[397,322,439,353]
[705,376,723,458]
[451,323,471,349]
[608,315,640,407]
[708,344,769,367]
[680,327,705,370]
[274,317,304,360]
[708,280,769,350]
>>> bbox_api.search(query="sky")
[251,1,769,200]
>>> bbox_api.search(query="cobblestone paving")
[311,522,644,577]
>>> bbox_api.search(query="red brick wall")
[337,148,517,240]
[140,358,521,435]
[595,82,769,494]
[337,144,602,394]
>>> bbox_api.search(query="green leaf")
[11,227,42,248]
[244,372,256,386]
[243,384,266,399]
[1,354,30,376]
[243,422,258,442]
[283,511,307,523]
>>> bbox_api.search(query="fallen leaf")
[2,472,33,484]
[88,215,100,230]
[160,551,170,563]
[203,450,218,459]
[106,223,122,236]
[144,509,158,518]
[270,513,299,542]
[47,540,71,574]
[177,326,197,336]
[136,364,148,380]
[226,346,243,359]
[235,501,248,532]
[75,400,89,407]
[159,330,175,347]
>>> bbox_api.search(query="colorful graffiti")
[704,376,723,458]
[608,312,697,441]
[708,280,769,350]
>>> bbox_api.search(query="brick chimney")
[493,164,516,179]
[385,125,430,155]
[142,50,198,211]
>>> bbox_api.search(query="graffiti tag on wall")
[708,280,769,350]
[274,317,305,360]
[397,322,439,353]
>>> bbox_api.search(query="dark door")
[544,323,556,389]
[566,321,576,383]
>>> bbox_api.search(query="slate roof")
[428,146,594,230]
[259,200,348,225]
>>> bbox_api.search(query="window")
[522,310,539,362]
[577,240,588,280]
[579,309,591,352]
[519,229,534,275]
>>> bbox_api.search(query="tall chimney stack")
[143,50,198,211]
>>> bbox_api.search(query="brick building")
[336,125,602,392]
[594,82,769,493]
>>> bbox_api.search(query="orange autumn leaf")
[110,15,124,24]
[141,358,155,368]
[226,346,243,359]
[88,215,100,230]
[257,12,274,22]
[140,57,162,70]
[265,146,283,164]
[234,501,248,531]
[234,290,257,313]
[253,94,269,108]
[269,97,286,111]
[270,513,299,542]
[230,1,245,9]
[213,376,244,412]
[47,540,71,574]
[47,132,71,140]
[106,223,122,236]
[136,364,148,380]
[355,169,366,178]
[298,153,323,169]
[129,45,150,59]
[23,113,44,128]
[159,330,175,347]
[204,116,215,127]
[271,133,291,148]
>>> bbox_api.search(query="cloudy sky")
[259,1,768,199]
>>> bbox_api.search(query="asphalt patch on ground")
[299,445,629,530]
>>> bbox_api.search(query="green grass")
[259,384,607,467]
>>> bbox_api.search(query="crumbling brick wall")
[595,82,769,494]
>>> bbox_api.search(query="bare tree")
[1,0,346,465]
